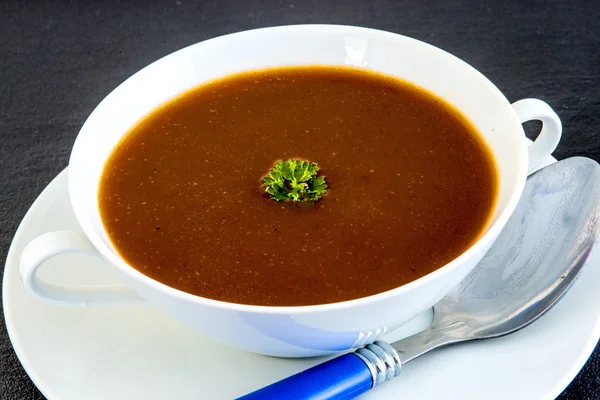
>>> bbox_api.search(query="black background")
[1,0,599,398]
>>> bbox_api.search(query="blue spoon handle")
[237,353,372,400]
[237,341,401,400]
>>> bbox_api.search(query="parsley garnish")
[262,159,328,202]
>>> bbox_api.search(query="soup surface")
[99,66,498,306]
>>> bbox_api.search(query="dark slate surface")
[1,0,599,398]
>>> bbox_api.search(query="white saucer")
[4,166,600,400]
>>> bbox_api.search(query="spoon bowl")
[394,156,600,363]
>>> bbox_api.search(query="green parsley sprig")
[262,159,328,202]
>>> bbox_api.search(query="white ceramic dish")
[5,161,600,399]
[17,25,562,357]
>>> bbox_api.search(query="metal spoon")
[239,157,600,400]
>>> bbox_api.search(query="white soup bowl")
[19,25,561,357]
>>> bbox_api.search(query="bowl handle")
[512,98,562,175]
[19,230,143,306]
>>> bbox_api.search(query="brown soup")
[99,66,498,306]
